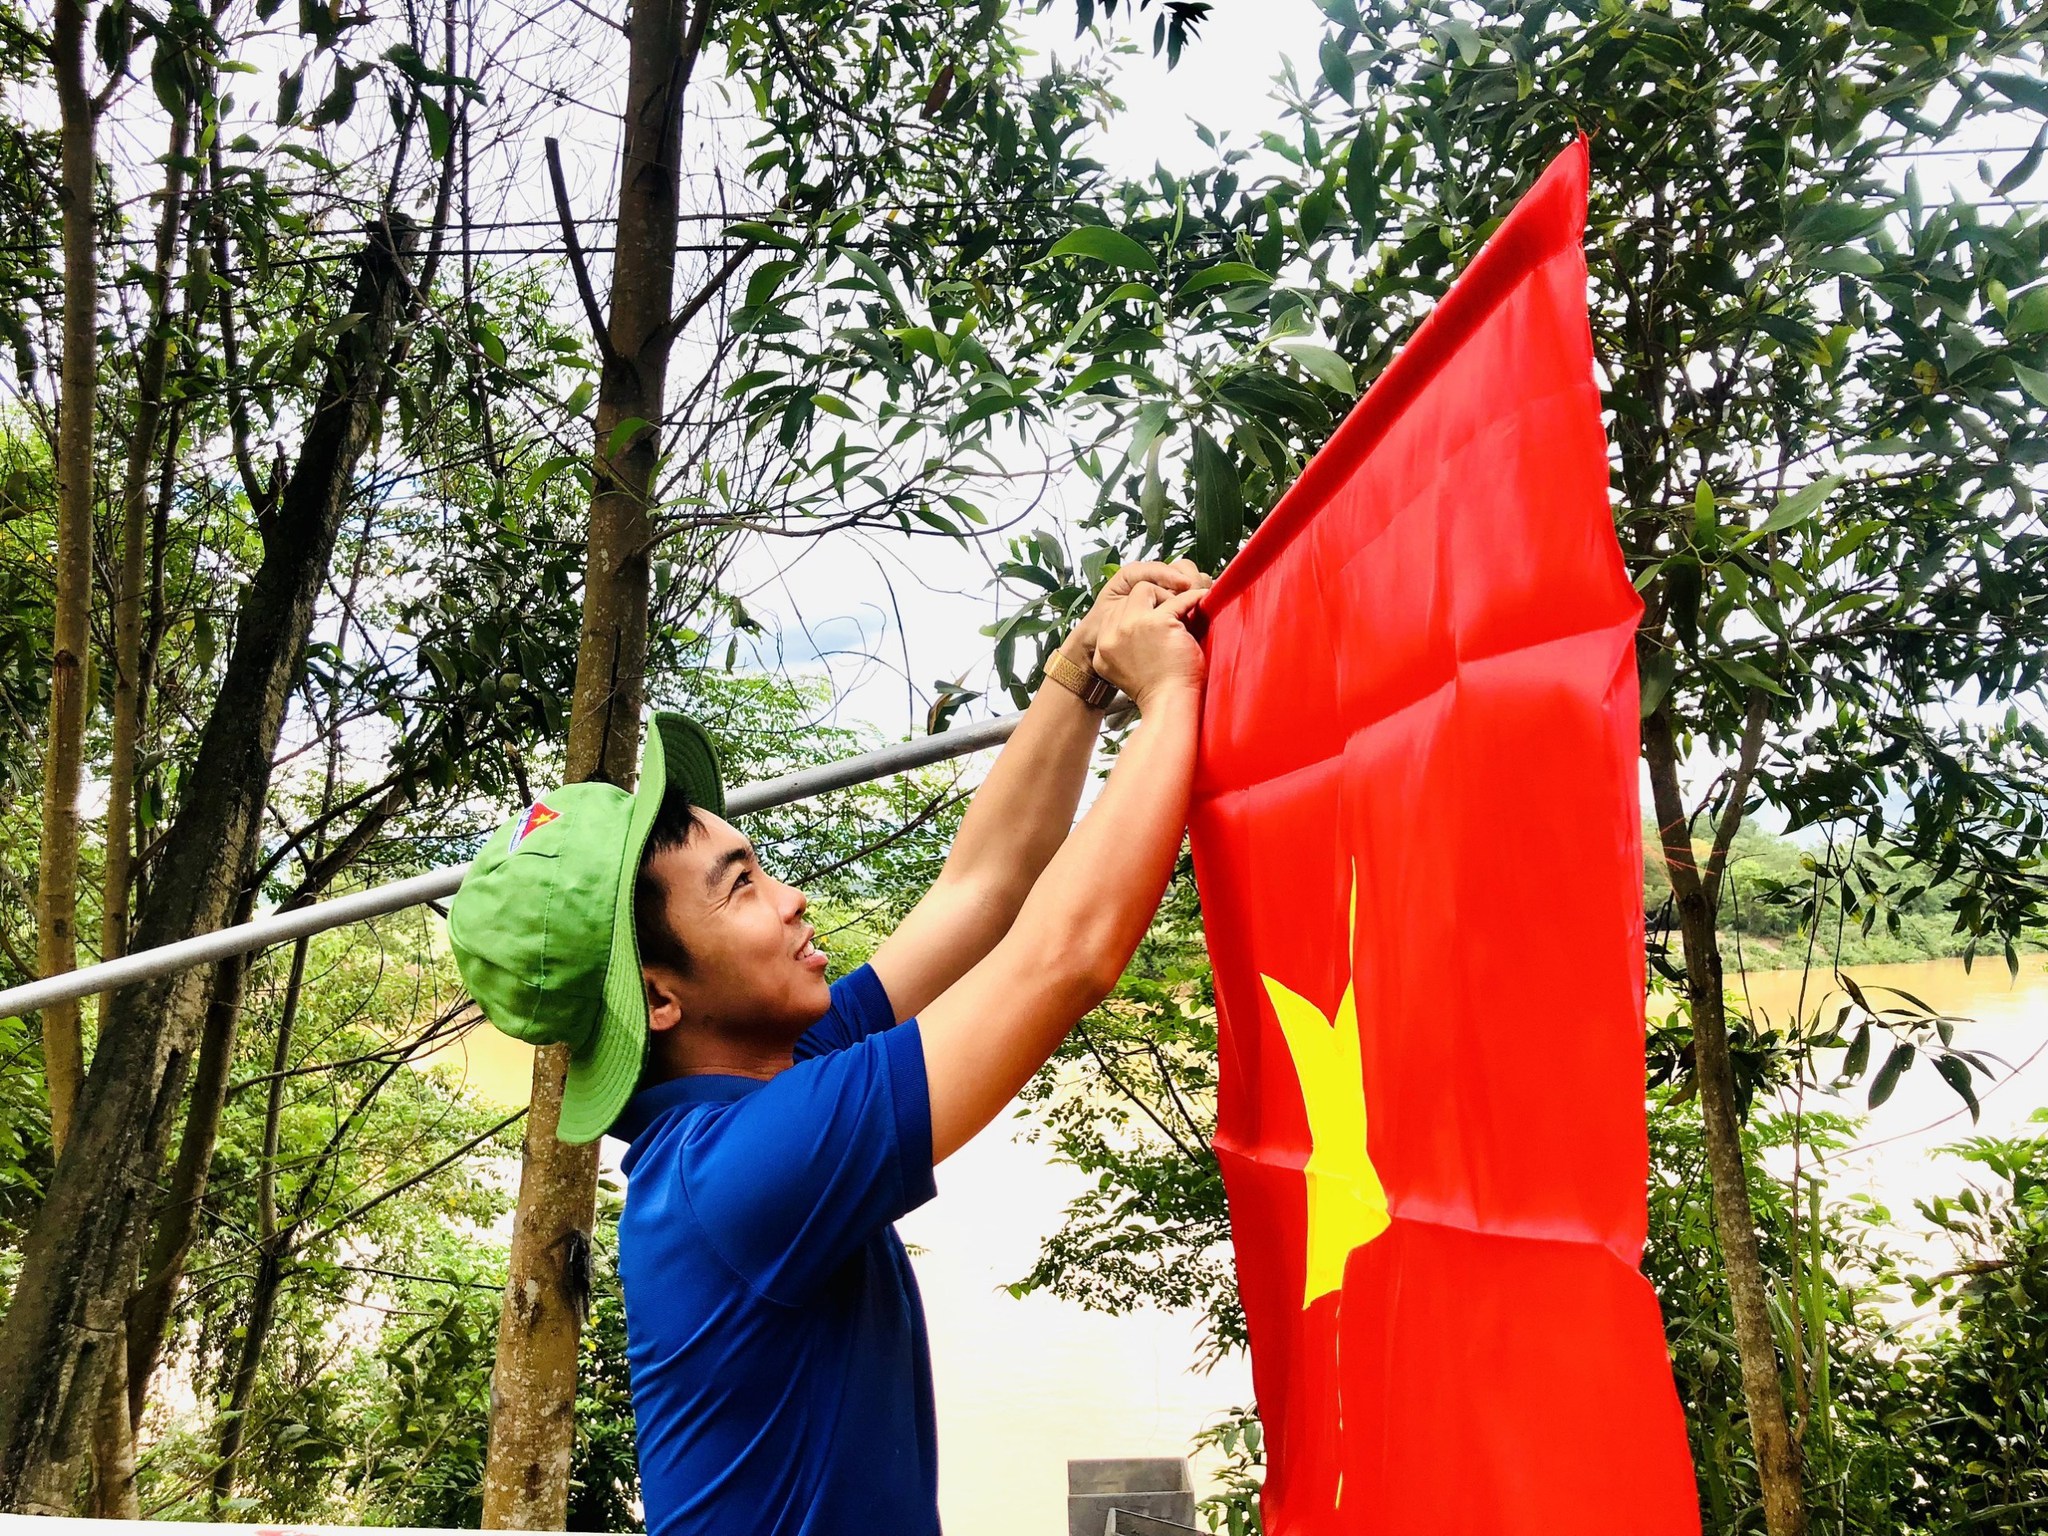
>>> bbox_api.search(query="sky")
[720,4,2048,761]
[56,0,2039,775]
[719,2,1333,745]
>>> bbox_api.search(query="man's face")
[639,812,832,1061]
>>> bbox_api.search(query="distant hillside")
[1641,823,2042,971]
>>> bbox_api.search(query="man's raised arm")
[915,581,1205,1164]
[869,560,1209,1023]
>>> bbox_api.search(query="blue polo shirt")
[612,964,940,1536]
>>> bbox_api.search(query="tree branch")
[207,140,273,522]
[226,1004,479,1101]
[1703,686,1770,914]
[1073,1021,1204,1161]
[1644,703,1707,909]
[247,771,406,890]
[544,136,617,366]
[653,245,752,352]
[301,1108,526,1248]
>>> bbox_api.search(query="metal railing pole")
[0,709,1030,1021]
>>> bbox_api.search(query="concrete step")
[1103,1510,1206,1535]
[1066,1458,1197,1536]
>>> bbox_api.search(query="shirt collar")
[613,1072,767,1167]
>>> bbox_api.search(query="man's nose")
[785,883,808,920]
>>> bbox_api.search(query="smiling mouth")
[796,931,824,963]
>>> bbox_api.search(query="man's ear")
[644,966,683,1039]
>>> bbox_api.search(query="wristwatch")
[1042,647,1118,710]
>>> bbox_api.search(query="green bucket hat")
[447,712,725,1143]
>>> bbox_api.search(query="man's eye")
[733,870,752,891]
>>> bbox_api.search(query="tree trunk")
[93,111,194,1484]
[85,1322,136,1519]
[102,102,192,1026]
[209,918,305,1507]
[208,1247,283,1510]
[127,502,386,1431]
[480,3,712,1524]
[1642,707,1807,1536]
[123,930,254,1426]
[0,217,419,1515]
[36,0,98,1159]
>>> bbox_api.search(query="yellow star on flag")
[1259,865,1390,1308]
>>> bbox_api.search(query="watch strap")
[1043,647,1117,709]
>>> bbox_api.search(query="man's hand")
[919,576,1205,1163]
[1093,580,1207,713]
[869,561,1212,1027]
[1063,559,1213,666]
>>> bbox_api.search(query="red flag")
[1189,141,1698,1534]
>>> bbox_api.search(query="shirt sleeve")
[678,1021,936,1306]
[793,962,899,1060]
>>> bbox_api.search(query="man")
[448,560,1211,1535]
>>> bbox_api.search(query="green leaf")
[1638,649,1675,718]
[1866,984,1947,1018]
[522,453,577,497]
[1863,0,1960,38]
[1319,37,1356,104]
[1868,1041,1914,1109]
[419,95,452,162]
[909,501,967,541]
[1275,341,1357,396]
[1048,225,1157,273]
[2008,286,2048,337]
[1064,357,1166,397]
[1298,186,1337,244]
[810,393,858,420]
[1755,313,1821,356]
[1437,18,1483,62]
[1788,200,1891,248]
[276,142,342,177]
[720,369,781,400]
[1804,247,1882,277]
[1693,481,1717,549]
[841,248,906,315]
[1177,262,1272,299]
[1128,400,1172,460]
[947,392,1019,433]
[890,325,943,362]
[1933,1054,1979,1122]
[1841,1021,1872,1081]
[1995,127,2046,197]
[1190,428,1243,567]
[740,308,806,338]
[606,416,652,458]
[1735,473,1845,547]
[744,259,797,312]
[1984,71,2048,116]
[1140,437,1167,544]
[2010,358,2048,408]
[1346,120,1384,234]
[311,63,368,128]
[721,220,803,252]
[1711,655,1789,697]
[149,43,189,117]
